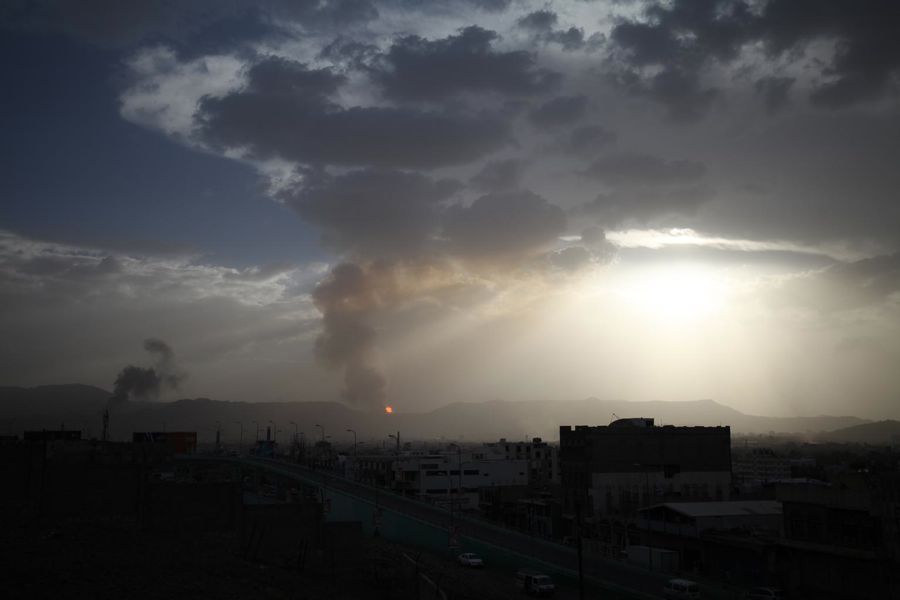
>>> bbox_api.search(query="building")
[392,450,528,510]
[560,418,732,519]
[485,437,559,487]
[776,474,900,599]
[733,447,791,485]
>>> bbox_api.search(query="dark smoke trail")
[109,338,187,406]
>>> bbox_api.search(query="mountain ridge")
[0,384,872,441]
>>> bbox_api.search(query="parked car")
[664,578,700,599]
[745,588,783,600]
[457,552,484,567]
[516,569,555,597]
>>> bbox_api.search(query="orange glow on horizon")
[384,405,393,414]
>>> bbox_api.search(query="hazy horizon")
[2,1,900,421]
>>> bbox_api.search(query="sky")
[1,0,899,418]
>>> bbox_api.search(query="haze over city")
[2,0,900,421]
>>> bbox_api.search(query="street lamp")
[269,420,277,445]
[252,420,259,442]
[234,421,243,454]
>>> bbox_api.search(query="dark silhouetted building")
[560,418,732,518]
[132,431,197,454]
[24,429,82,442]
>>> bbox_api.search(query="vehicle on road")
[664,578,700,599]
[744,587,783,600]
[457,552,484,567]
[516,569,555,596]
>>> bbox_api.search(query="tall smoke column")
[312,263,390,409]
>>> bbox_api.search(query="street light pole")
[269,420,277,445]
[252,420,259,443]
[234,421,243,454]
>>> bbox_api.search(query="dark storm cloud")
[443,190,566,261]
[755,76,795,115]
[581,153,706,186]
[562,125,617,156]
[582,185,715,225]
[199,57,511,169]
[529,95,588,130]
[517,10,558,32]
[469,158,524,192]
[544,27,586,52]
[613,67,719,122]
[372,26,561,101]
[517,10,585,51]
[245,55,345,97]
[1,0,378,52]
[288,169,460,257]
[609,0,900,116]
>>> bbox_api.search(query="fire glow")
[384,405,393,414]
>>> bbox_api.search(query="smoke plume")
[109,338,187,406]
[312,263,391,409]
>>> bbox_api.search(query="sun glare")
[616,265,727,322]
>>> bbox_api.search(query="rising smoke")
[311,263,391,408]
[109,338,187,406]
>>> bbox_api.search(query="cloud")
[372,26,561,101]
[0,230,322,400]
[608,0,900,115]
[287,168,461,258]
[517,10,558,32]
[774,252,900,312]
[755,76,795,115]
[582,153,706,186]
[199,56,512,169]
[529,95,588,130]
[469,158,525,192]
[562,125,617,156]
[443,190,566,262]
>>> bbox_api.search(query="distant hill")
[0,385,871,442]
[0,384,110,417]
[816,420,900,444]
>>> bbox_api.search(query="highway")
[240,456,675,599]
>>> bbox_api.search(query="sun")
[616,264,727,322]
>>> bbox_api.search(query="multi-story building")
[560,418,732,518]
[733,447,791,485]
[392,450,528,510]
[776,473,900,599]
[485,437,559,488]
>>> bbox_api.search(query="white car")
[457,552,484,567]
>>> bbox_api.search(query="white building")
[484,437,560,487]
[392,450,528,510]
